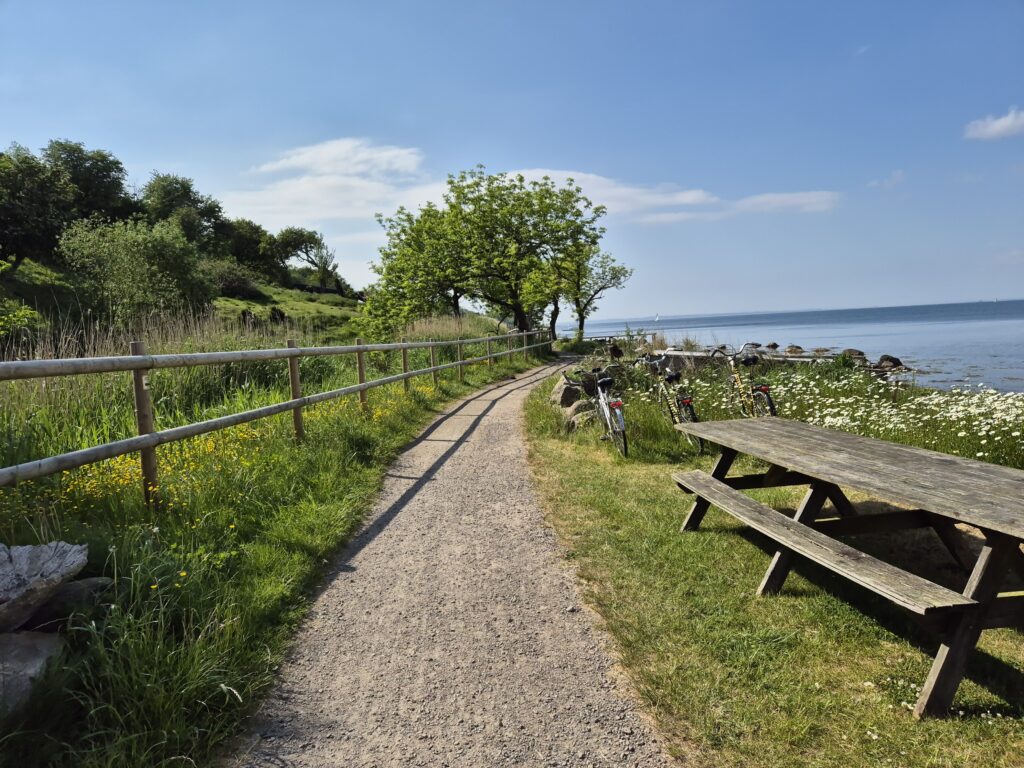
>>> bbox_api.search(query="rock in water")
[0,543,88,632]
[0,632,64,715]
[876,354,904,370]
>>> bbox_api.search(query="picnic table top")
[676,417,1024,539]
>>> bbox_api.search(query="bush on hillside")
[200,259,268,301]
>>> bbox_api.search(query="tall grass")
[0,313,548,767]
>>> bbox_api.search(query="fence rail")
[0,330,552,498]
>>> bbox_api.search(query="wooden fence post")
[457,338,465,383]
[401,337,410,393]
[506,333,512,358]
[286,339,304,441]
[356,337,368,413]
[486,337,492,366]
[429,339,438,387]
[130,341,158,505]
[522,331,528,361]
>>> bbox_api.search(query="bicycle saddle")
[665,371,681,384]
[740,354,759,366]
[597,376,614,391]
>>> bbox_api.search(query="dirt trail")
[233,364,673,767]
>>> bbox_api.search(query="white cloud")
[867,169,906,189]
[856,44,871,56]
[964,107,1024,141]
[255,137,424,178]
[219,137,842,286]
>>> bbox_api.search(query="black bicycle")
[633,354,703,452]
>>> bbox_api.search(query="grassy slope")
[524,372,1024,768]
[214,286,359,343]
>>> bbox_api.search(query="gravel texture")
[231,364,674,767]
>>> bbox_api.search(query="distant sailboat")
[654,313,660,323]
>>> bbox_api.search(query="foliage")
[199,258,267,301]
[58,218,215,324]
[555,246,632,341]
[366,166,615,337]
[141,173,230,254]
[0,143,75,277]
[41,139,136,221]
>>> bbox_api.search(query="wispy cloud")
[867,169,906,189]
[964,107,1024,141]
[855,44,871,56]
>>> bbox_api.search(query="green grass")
[525,368,1024,767]
[0,319,549,767]
[213,284,359,343]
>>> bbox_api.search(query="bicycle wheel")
[677,400,704,453]
[659,385,680,424]
[752,389,777,417]
[610,405,628,457]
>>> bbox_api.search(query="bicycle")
[633,354,704,452]
[708,343,777,417]
[563,366,629,457]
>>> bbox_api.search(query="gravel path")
[232,364,674,768]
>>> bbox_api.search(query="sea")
[568,299,1024,392]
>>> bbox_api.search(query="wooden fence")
[0,330,552,502]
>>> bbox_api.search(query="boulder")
[0,632,64,715]
[563,399,594,421]
[0,543,88,633]
[876,354,904,370]
[785,345,804,355]
[24,576,114,632]
[841,348,866,358]
[765,342,780,350]
[568,411,597,432]
[550,379,581,407]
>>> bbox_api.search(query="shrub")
[200,259,267,301]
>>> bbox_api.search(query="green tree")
[42,139,135,221]
[556,246,632,341]
[59,218,214,324]
[0,144,74,279]
[446,167,605,331]
[226,218,284,281]
[141,173,228,254]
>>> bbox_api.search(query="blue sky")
[2,1,1022,319]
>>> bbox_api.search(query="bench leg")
[681,448,737,531]
[757,484,830,596]
[932,520,971,571]
[821,483,856,518]
[914,533,1018,718]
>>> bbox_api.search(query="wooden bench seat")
[672,470,977,617]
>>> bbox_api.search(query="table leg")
[914,532,1018,718]
[681,448,737,531]
[757,483,830,595]
[820,482,856,518]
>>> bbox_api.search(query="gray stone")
[841,348,866,358]
[550,381,581,408]
[563,399,594,421]
[24,576,114,632]
[876,354,904,370]
[784,345,804,355]
[568,411,597,431]
[0,632,64,715]
[0,542,88,632]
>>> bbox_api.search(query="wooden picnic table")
[671,417,1024,718]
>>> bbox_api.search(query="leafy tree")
[141,173,229,254]
[226,218,284,281]
[303,242,338,289]
[446,167,605,331]
[0,144,74,278]
[373,204,472,321]
[59,218,215,324]
[42,139,135,221]
[556,246,632,340]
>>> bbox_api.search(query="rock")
[812,347,831,356]
[563,399,594,422]
[765,342,780,350]
[784,345,804,355]
[568,411,597,432]
[0,543,88,633]
[841,348,866,358]
[0,632,64,715]
[876,354,904,370]
[550,380,581,408]
[23,576,114,632]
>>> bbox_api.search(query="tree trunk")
[548,298,560,343]
[512,305,531,333]
[575,303,586,342]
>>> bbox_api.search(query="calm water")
[570,300,1024,392]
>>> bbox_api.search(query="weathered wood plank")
[672,471,978,616]
[675,418,1024,538]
